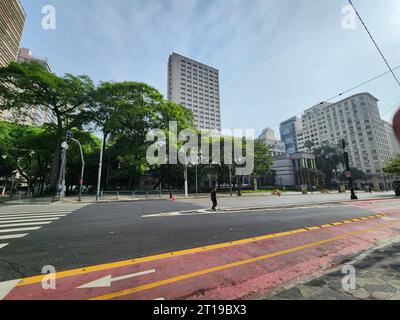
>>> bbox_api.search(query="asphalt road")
[0,199,382,282]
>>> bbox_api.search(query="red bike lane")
[2,210,400,300]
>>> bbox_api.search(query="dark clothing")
[211,190,217,211]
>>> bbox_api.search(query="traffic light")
[66,130,74,141]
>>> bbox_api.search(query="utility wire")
[323,66,400,103]
[348,0,400,89]
[260,65,400,133]
[381,97,400,119]
[260,66,400,134]
[257,1,400,136]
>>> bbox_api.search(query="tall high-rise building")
[279,117,303,154]
[0,0,26,68]
[383,120,400,156]
[297,93,391,176]
[168,53,221,131]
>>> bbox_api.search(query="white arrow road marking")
[154,298,166,300]
[0,221,52,228]
[381,216,399,221]
[0,279,20,300]
[0,227,41,233]
[0,243,9,250]
[78,269,156,289]
[0,234,28,240]
[142,209,209,218]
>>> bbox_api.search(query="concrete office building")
[297,93,391,176]
[279,117,303,154]
[0,0,25,68]
[383,120,400,156]
[258,128,286,158]
[271,152,317,188]
[168,53,221,131]
[0,0,26,121]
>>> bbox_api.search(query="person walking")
[211,185,218,211]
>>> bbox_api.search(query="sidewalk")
[265,237,400,300]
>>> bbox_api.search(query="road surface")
[0,197,400,299]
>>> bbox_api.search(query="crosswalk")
[142,204,347,218]
[0,204,88,250]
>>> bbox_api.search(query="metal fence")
[99,190,175,201]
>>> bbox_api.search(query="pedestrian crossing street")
[0,203,88,250]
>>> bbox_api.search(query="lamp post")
[70,138,85,202]
[341,139,358,200]
[55,141,68,200]
[229,164,233,197]
[184,159,188,199]
[96,137,104,201]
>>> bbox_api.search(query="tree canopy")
[0,61,95,191]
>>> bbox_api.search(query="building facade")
[298,93,391,176]
[258,128,286,158]
[0,0,25,68]
[279,116,303,154]
[383,120,400,156]
[168,53,221,131]
[271,152,317,188]
[17,48,51,71]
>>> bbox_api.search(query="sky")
[20,0,400,138]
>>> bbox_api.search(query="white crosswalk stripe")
[0,227,42,233]
[0,234,28,240]
[0,222,52,228]
[0,203,88,250]
[0,214,66,220]
[0,218,62,224]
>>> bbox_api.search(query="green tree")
[383,156,400,174]
[314,144,343,188]
[98,83,194,190]
[340,167,367,182]
[0,61,95,191]
[304,140,315,152]
[64,129,101,194]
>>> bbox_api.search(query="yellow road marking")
[91,219,400,300]
[15,213,388,287]
[306,226,321,231]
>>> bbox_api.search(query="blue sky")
[20,0,400,137]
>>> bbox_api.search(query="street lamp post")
[55,141,68,200]
[70,138,85,202]
[342,139,358,200]
[229,164,233,197]
[184,160,188,199]
[195,164,198,198]
[96,137,104,201]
